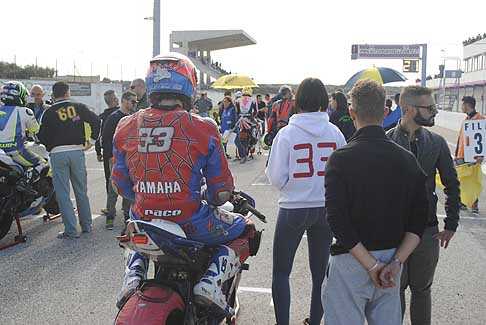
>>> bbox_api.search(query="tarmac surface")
[1,125,486,324]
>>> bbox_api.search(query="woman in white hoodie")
[266,78,346,325]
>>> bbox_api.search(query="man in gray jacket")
[387,85,460,325]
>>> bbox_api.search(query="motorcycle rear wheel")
[0,212,14,241]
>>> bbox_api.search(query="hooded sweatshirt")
[266,112,346,209]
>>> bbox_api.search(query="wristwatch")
[391,257,402,266]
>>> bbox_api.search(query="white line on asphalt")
[86,168,105,171]
[21,214,101,221]
[251,183,271,186]
[437,213,485,220]
[238,286,272,294]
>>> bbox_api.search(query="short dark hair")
[462,96,476,108]
[295,78,329,113]
[224,90,232,97]
[52,81,69,99]
[350,79,386,123]
[400,86,433,108]
[386,99,393,108]
[121,90,137,101]
[394,93,400,104]
[104,89,117,106]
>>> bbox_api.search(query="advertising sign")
[351,44,421,60]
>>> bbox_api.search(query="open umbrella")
[344,67,407,88]
[211,74,258,89]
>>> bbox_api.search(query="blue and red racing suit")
[112,107,252,260]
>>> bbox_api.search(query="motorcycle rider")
[112,52,257,314]
[0,81,47,173]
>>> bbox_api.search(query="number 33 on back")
[293,142,336,178]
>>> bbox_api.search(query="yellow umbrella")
[211,74,258,89]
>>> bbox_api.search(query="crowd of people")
[0,50,483,324]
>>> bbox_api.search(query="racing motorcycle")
[0,147,60,243]
[238,115,261,158]
[115,191,266,325]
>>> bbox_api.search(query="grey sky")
[3,0,485,85]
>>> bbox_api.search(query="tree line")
[0,61,56,79]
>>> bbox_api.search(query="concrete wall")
[0,79,124,114]
[435,109,465,131]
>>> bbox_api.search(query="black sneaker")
[471,207,479,214]
[105,219,114,230]
[460,203,467,210]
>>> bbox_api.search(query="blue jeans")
[50,150,92,235]
[272,207,332,325]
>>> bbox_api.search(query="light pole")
[441,50,446,110]
[145,0,161,57]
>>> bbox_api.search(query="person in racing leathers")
[112,52,257,314]
[0,81,47,172]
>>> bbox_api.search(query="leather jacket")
[387,122,460,231]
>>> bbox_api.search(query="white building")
[427,33,486,113]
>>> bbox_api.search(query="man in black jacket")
[101,90,138,229]
[322,79,428,324]
[387,85,460,325]
[96,90,120,217]
[38,81,100,239]
[95,90,119,162]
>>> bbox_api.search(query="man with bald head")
[28,84,50,123]
[130,78,148,110]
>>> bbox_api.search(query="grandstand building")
[170,30,256,88]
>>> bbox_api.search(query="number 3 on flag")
[463,119,486,162]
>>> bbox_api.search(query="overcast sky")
[3,0,485,85]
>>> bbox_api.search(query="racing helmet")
[145,52,197,103]
[242,87,253,96]
[278,85,292,96]
[0,81,29,106]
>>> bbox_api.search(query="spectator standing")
[330,91,356,140]
[266,85,294,146]
[266,78,346,325]
[256,94,267,134]
[101,91,138,229]
[38,81,100,239]
[96,90,119,195]
[220,96,246,160]
[322,79,428,325]
[130,78,148,110]
[455,95,485,213]
[27,84,50,123]
[194,92,213,117]
[383,93,402,131]
[388,85,460,325]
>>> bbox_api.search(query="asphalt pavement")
[1,126,486,325]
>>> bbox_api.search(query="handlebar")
[240,198,267,223]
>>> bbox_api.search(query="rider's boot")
[193,245,241,315]
[116,250,148,309]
